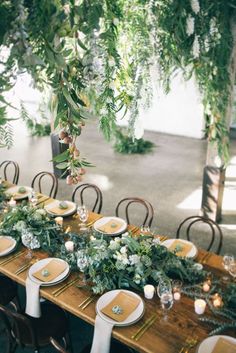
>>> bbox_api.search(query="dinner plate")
[196,335,236,353]
[28,258,70,286]
[93,217,127,236]
[6,186,32,200]
[96,289,145,327]
[44,200,76,217]
[162,239,198,259]
[0,236,17,257]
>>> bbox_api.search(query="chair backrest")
[0,160,20,184]
[31,171,58,198]
[50,337,69,353]
[72,183,103,213]
[176,215,223,254]
[115,197,154,227]
[0,304,38,348]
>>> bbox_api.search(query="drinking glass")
[157,278,172,298]
[28,190,38,207]
[229,262,236,281]
[222,254,234,281]
[160,292,173,321]
[77,205,89,230]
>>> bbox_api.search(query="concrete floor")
[1,120,236,353]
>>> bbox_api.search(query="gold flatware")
[81,296,96,310]
[78,295,95,308]
[202,253,211,264]
[131,226,139,235]
[53,278,80,297]
[160,236,168,242]
[15,262,32,275]
[131,313,157,340]
[178,336,198,353]
[0,250,26,266]
[133,314,157,341]
[36,196,50,206]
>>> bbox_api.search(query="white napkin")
[90,315,114,353]
[25,277,41,318]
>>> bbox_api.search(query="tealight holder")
[212,293,223,308]
[8,197,16,208]
[172,280,182,300]
[194,299,206,315]
[203,278,211,292]
[55,216,63,227]
[65,240,74,253]
[144,284,155,299]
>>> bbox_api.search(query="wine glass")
[222,254,234,281]
[229,262,236,281]
[28,190,38,207]
[157,278,172,298]
[140,225,151,235]
[77,205,89,231]
[160,292,174,321]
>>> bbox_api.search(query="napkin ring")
[112,305,123,315]
[41,269,50,277]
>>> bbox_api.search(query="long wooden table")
[0,195,235,353]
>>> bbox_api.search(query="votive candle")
[55,216,63,227]
[8,197,16,207]
[194,299,206,315]
[203,281,211,292]
[212,293,223,308]
[144,284,155,299]
[65,240,74,253]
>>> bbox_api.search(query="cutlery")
[15,262,32,275]
[52,278,80,297]
[202,253,211,264]
[178,336,198,353]
[78,295,95,309]
[36,196,50,206]
[133,314,157,341]
[131,313,157,340]
[0,250,26,266]
[160,236,168,242]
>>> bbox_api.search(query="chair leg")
[63,332,73,353]
[10,296,21,312]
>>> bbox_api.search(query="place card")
[101,291,140,322]
[97,219,123,233]
[32,260,67,282]
[212,337,236,353]
[0,237,14,252]
[168,240,192,257]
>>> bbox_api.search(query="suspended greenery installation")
[0,0,235,181]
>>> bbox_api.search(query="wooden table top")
[0,192,235,353]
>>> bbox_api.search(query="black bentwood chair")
[0,161,20,184]
[31,171,58,198]
[176,215,223,254]
[115,197,154,227]
[72,183,103,214]
[0,302,72,353]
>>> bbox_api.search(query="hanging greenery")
[0,0,235,178]
[20,103,51,137]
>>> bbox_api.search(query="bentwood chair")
[0,161,20,184]
[31,171,58,198]
[0,302,71,353]
[115,197,154,227]
[176,215,223,254]
[50,337,132,353]
[72,183,103,214]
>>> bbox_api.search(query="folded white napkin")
[25,277,41,318]
[90,315,114,353]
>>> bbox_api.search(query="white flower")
[192,35,200,58]
[14,220,27,232]
[190,0,200,14]
[36,208,46,216]
[113,18,119,26]
[129,254,141,265]
[109,239,120,251]
[120,246,127,254]
[108,57,116,67]
[152,238,161,246]
[114,237,121,243]
[204,37,210,52]
[63,4,70,15]
[109,81,116,90]
[90,235,96,241]
[133,274,142,284]
[122,232,129,238]
[210,18,217,36]
[186,16,194,36]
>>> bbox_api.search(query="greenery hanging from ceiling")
[0,0,235,178]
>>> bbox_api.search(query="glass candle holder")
[172,280,182,300]
[144,284,155,299]
[65,240,74,253]
[194,299,206,315]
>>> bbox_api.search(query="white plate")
[44,200,76,217]
[28,258,70,286]
[6,186,32,200]
[93,217,127,236]
[162,239,198,259]
[0,236,17,257]
[196,335,236,353]
[96,289,145,327]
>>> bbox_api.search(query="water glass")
[77,205,89,230]
[157,278,172,298]
[160,292,173,321]
[28,190,38,207]
[229,262,236,281]
[222,254,234,281]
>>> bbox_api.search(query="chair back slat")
[176,215,223,254]
[31,171,58,198]
[0,160,20,184]
[115,197,154,227]
[72,183,103,213]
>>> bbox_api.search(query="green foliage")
[114,129,155,154]
[20,103,51,137]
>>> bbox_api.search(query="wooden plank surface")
[0,192,235,353]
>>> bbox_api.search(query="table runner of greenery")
[0,202,236,335]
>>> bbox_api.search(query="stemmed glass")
[160,292,174,321]
[229,262,236,282]
[222,254,234,281]
[28,190,38,207]
[77,205,89,231]
[157,278,172,298]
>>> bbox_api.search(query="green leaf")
[52,149,69,162]
[56,162,69,170]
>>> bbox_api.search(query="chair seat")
[0,276,17,305]
[15,303,68,347]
